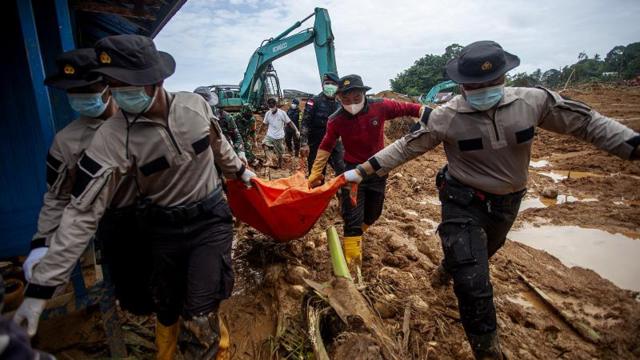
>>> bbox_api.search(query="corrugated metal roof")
[71,0,186,45]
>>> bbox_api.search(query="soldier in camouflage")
[234,105,258,165]
[194,87,247,164]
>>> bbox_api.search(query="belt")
[139,187,224,225]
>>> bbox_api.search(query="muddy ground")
[29,84,640,359]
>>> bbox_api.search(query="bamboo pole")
[327,226,352,280]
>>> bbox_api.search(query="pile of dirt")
[32,85,640,359]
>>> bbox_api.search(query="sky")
[155,0,640,94]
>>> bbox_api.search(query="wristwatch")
[355,164,368,178]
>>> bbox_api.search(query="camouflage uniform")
[233,106,257,162]
[216,109,245,155]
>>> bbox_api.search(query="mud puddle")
[509,225,640,291]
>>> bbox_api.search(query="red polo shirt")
[319,98,421,164]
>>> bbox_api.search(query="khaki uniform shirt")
[32,117,104,247]
[28,91,243,295]
[371,87,639,195]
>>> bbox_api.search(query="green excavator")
[208,7,337,111]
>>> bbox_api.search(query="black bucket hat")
[44,48,103,90]
[322,72,339,83]
[92,34,175,86]
[445,40,520,84]
[336,74,371,94]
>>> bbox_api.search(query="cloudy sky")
[155,0,640,94]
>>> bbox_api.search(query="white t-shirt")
[263,108,292,140]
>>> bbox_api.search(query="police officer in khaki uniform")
[14,35,256,359]
[22,48,117,281]
[344,41,640,359]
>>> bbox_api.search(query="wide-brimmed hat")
[44,48,103,90]
[92,35,175,86]
[336,74,371,93]
[445,40,520,84]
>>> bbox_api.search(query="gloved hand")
[307,172,324,188]
[343,169,363,184]
[300,145,310,158]
[238,151,248,166]
[14,297,47,337]
[23,247,48,282]
[308,149,330,188]
[240,168,257,187]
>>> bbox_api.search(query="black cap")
[92,35,175,86]
[445,41,520,84]
[323,72,339,83]
[193,86,212,102]
[44,48,103,90]
[336,74,371,94]
[292,98,299,104]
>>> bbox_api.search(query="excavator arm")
[238,7,337,106]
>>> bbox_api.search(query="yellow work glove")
[343,235,362,268]
[308,149,331,188]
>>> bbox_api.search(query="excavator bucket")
[226,172,347,242]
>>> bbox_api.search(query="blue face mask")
[111,86,156,114]
[464,84,505,111]
[67,87,109,118]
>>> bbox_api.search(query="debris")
[541,187,559,199]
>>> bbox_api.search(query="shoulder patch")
[72,154,103,197]
[192,135,210,155]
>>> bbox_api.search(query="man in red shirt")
[309,74,429,276]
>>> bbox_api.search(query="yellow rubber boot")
[343,236,362,268]
[156,320,179,360]
[216,317,231,360]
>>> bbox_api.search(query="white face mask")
[291,104,297,109]
[342,97,365,115]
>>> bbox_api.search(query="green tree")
[390,44,463,96]
[604,45,625,72]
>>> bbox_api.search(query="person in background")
[300,72,345,178]
[285,98,302,157]
[343,40,640,359]
[262,97,299,168]
[234,105,259,166]
[194,86,248,165]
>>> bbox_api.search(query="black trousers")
[98,207,154,315]
[307,140,346,176]
[437,177,523,337]
[284,127,300,155]
[340,162,387,237]
[140,198,235,326]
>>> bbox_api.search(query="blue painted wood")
[17,0,55,146]
[54,0,75,51]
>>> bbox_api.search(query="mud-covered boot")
[430,263,452,288]
[216,317,230,360]
[468,331,504,360]
[343,235,363,283]
[182,312,221,359]
[156,320,179,360]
